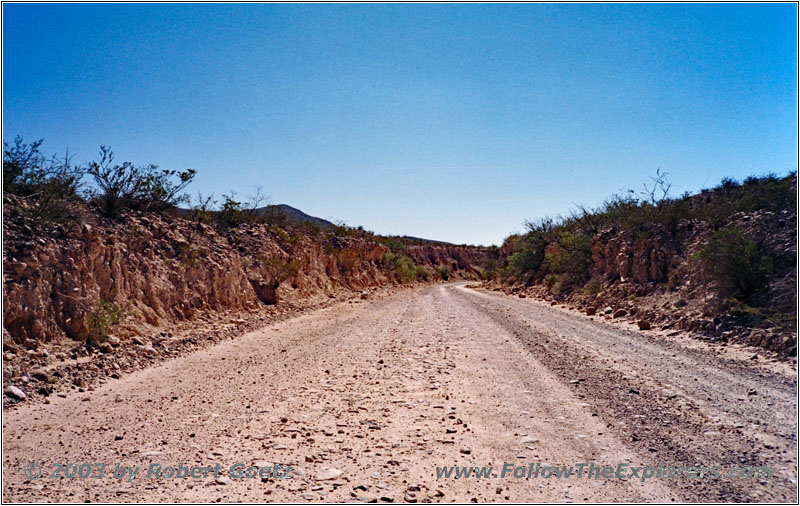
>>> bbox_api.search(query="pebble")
[4,385,26,400]
[316,468,343,481]
[31,370,49,382]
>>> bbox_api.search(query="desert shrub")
[480,260,498,281]
[210,187,274,229]
[717,177,740,190]
[691,227,772,301]
[3,136,84,220]
[543,230,592,286]
[85,299,125,343]
[543,273,562,293]
[582,276,603,295]
[246,256,302,304]
[382,252,423,282]
[479,246,501,280]
[377,237,408,253]
[189,193,217,225]
[216,194,246,228]
[728,301,796,332]
[437,265,451,280]
[86,146,195,217]
[506,247,542,282]
[336,248,361,273]
[272,227,295,244]
[732,172,795,214]
[298,219,324,237]
[259,256,303,284]
[179,246,206,268]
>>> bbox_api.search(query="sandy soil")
[2,283,796,502]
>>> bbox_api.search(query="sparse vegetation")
[582,276,602,296]
[86,146,195,217]
[382,252,427,283]
[543,273,561,293]
[692,227,773,301]
[335,248,361,273]
[216,193,247,229]
[259,255,303,284]
[491,171,796,338]
[495,172,794,290]
[3,136,84,221]
[4,137,197,220]
[188,193,217,225]
[85,299,125,344]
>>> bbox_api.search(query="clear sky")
[3,3,797,245]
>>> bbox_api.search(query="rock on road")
[3,283,797,502]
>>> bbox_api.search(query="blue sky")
[3,3,797,245]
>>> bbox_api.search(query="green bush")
[437,265,451,280]
[335,248,361,273]
[543,230,592,286]
[543,273,562,293]
[691,227,772,301]
[507,247,542,281]
[85,299,125,343]
[582,276,603,295]
[382,252,424,283]
[480,261,498,281]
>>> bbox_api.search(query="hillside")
[483,173,797,357]
[2,193,486,404]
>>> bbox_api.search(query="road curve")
[3,283,796,502]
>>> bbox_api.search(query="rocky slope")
[2,195,487,404]
[488,175,797,357]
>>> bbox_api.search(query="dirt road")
[3,283,797,502]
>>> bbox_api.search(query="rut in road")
[2,283,796,503]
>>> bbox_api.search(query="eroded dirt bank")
[3,195,486,405]
[3,283,796,502]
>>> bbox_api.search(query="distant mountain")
[255,204,335,228]
[175,203,334,228]
[179,203,453,244]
